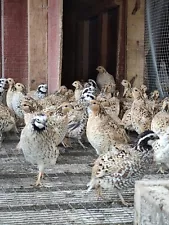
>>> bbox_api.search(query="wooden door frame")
[75,0,126,87]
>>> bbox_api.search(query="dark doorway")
[62,0,124,88]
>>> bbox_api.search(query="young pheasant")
[6,78,16,113]
[12,83,26,119]
[0,104,17,147]
[72,81,83,101]
[96,66,115,91]
[86,100,130,155]
[18,113,61,186]
[131,87,152,134]
[87,130,159,206]
[27,84,48,100]
[151,98,169,135]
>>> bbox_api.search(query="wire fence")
[145,0,169,97]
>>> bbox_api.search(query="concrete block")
[134,180,169,225]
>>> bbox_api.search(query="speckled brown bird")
[86,100,130,155]
[11,83,26,119]
[6,78,16,113]
[121,79,132,98]
[151,98,169,135]
[18,113,61,186]
[72,81,83,101]
[27,84,48,100]
[0,103,17,147]
[131,87,152,134]
[87,130,159,206]
[96,66,115,91]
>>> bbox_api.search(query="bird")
[87,130,159,206]
[20,96,43,125]
[131,87,152,134]
[11,83,26,120]
[6,78,16,113]
[18,113,61,186]
[54,85,68,96]
[0,103,17,147]
[97,83,115,101]
[122,109,134,131]
[151,98,169,135]
[63,93,95,149]
[96,66,115,91]
[86,100,130,155]
[121,79,132,98]
[0,83,6,104]
[27,84,48,100]
[153,128,169,174]
[140,84,148,99]
[72,81,83,101]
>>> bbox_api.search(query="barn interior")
[61,0,121,88]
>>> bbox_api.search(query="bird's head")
[140,84,148,93]
[152,90,160,100]
[32,113,47,132]
[88,100,101,115]
[96,66,106,73]
[72,81,82,89]
[87,79,97,88]
[162,98,169,112]
[57,102,73,115]
[21,96,37,113]
[136,130,159,152]
[121,79,131,88]
[37,84,48,94]
[103,83,116,93]
[58,85,68,95]
[132,87,142,99]
[7,78,15,87]
[15,83,26,93]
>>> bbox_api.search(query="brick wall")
[3,0,28,86]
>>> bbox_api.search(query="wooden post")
[126,0,145,87]
[27,0,48,91]
[100,13,108,67]
[82,20,89,80]
[48,0,63,93]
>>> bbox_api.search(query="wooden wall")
[27,0,48,90]
[126,0,145,87]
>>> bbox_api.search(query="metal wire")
[145,0,169,97]
[0,141,134,224]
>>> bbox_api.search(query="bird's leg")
[78,139,88,149]
[117,191,132,207]
[95,185,104,200]
[0,132,3,148]
[35,171,43,187]
[156,166,167,174]
[62,137,72,148]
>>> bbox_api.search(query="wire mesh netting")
[145,0,169,97]
[0,141,134,225]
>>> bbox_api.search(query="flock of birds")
[0,65,169,206]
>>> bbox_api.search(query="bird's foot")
[156,167,167,174]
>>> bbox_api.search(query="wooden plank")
[27,0,48,91]
[48,0,63,93]
[100,13,108,67]
[82,20,89,80]
[126,0,145,87]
